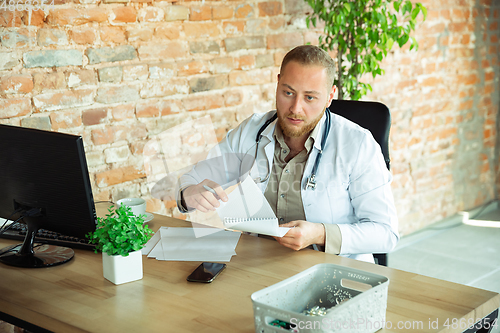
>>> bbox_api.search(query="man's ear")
[277,73,280,82]
[328,85,337,104]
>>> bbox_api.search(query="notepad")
[223,217,288,237]
[216,176,291,237]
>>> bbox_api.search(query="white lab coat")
[178,111,399,262]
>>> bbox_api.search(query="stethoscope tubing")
[252,109,331,190]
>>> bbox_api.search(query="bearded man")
[176,45,399,263]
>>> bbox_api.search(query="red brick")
[111,104,135,121]
[420,22,445,34]
[141,78,188,98]
[440,9,451,20]
[485,71,494,82]
[229,69,271,86]
[47,8,107,26]
[83,108,108,126]
[224,90,243,106]
[183,22,219,38]
[22,9,45,27]
[258,1,283,16]
[211,57,235,74]
[213,6,233,20]
[126,28,154,42]
[177,60,209,76]
[396,79,417,90]
[111,7,137,24]
[69,27,96,44]
[136,103,161,118]
[183,93,225,111]
[50,110,82,130]
[269,17,285,30]
[96,85,140,104]
[223,21,245,35]
[235,4,254,18]
[136,100,182,118]
[91,124,147,145]
[0,74,33,94]
[236,55,255,70]
[0,11,23,27]
[458,100,473,111]
[96,166,146,187]
[138,7,164,22]
[448,22,473,33]
[154,25,181,40]
[190,5,212,20]
[421,76,442,87]
[164,5,189,21]
[33,72,66,92]
[267,32,303,49]
[33,89,95,112]
[66,70,97,88]
[452,9,470,20]
[100,26,127,44]
[0,98,31,119]
[484,83,494,95]
[138,41,188,60]
[457,74,480,86]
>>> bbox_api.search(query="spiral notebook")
[216,176,291,237]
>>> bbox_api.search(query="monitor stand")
[0,215,74,268]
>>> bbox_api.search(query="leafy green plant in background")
[87,205,153,257]
[306,0,427,100]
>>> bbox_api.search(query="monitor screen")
[0,124,97,268]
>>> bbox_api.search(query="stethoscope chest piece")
[305,175,317,190]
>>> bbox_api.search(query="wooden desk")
[0,210,498,333]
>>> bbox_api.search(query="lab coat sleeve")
[175,114,265,212]
[336,132,399,255]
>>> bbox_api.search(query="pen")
[203,185,218,196]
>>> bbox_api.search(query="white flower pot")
[102,250,143,285]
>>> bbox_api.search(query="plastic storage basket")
[251,263,389,333]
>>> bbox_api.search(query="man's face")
[276,61,336,139]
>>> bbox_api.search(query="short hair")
[280,45,336,89]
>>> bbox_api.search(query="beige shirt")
[264,123,342,254]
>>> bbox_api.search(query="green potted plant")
[305,0,427,100]
[87,204,154,285]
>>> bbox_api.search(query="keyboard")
[0,223,96,251]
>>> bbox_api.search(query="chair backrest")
[328,99,392,266]
[329,99,391,171]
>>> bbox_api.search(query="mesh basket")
[251,263,389,333]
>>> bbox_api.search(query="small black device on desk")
[187,262,226,283]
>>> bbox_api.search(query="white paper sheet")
[145,227,240,262]
[216,176,291,237]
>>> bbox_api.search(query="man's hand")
[274,220,325,251]
[182,180,228,212]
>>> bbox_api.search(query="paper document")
[144,227,240,262]
[216,176,291,237]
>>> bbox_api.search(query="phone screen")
[187,262,226,283]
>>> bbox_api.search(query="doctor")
[177,45,399,263]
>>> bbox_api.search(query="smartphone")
[187,262,226,283]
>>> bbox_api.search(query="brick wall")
[365,0,500,235]
[0,0,499,236]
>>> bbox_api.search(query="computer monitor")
[0,124,97,268]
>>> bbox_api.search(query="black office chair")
[329,99,391,266]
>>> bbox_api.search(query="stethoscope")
[251,108,331,190]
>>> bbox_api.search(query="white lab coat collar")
[260,110,328,152]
